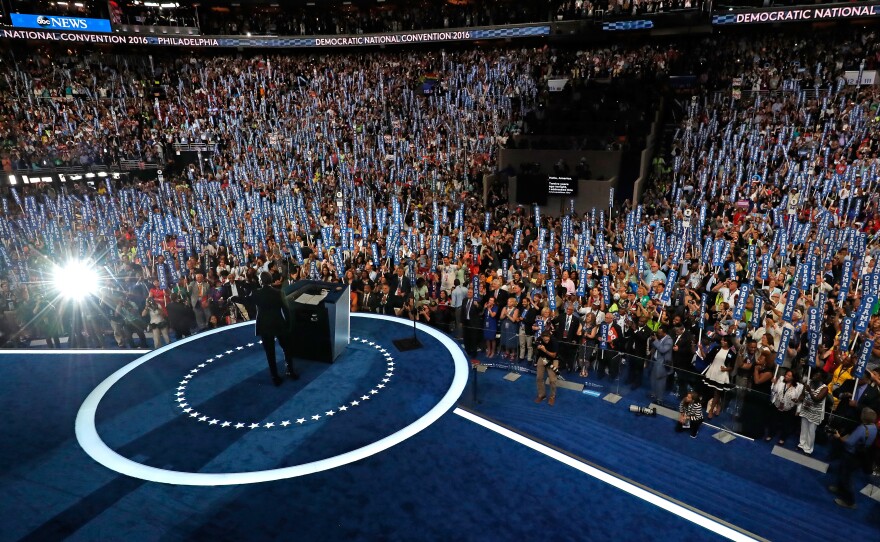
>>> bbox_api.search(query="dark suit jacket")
[251,285,290,336]
[359,291,380,313]
[835,380,880,422]
[389,274,412,296]
[376,293,400,316]
[489,288,509,307]
[671,330,695,370]
[459,298,483,326]
[221,280,251,302]
[553,314,580,343]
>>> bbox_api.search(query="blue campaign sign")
[855,339,875,378]
[11,13,112,33]
[775,327,793,366]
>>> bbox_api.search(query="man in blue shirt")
[828,408,878,508]
[642,261,667,289]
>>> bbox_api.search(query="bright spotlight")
[53,260,100,301]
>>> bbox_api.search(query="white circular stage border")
[75,314,469,486]
[174,337,396,429]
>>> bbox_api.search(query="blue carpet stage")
[0,315,876,541]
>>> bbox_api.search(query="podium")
[284,280,350,363]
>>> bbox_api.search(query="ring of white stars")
[175,337,394,430]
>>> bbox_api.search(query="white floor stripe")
[453,407,761,542]
[0,349,150,355]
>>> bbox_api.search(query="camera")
[629,405,657,417]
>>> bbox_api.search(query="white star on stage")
[264,422,275,428]
[215,354,223,358]
[209,419,219,425]
[181,378,190,384]
[199,416,208,422]
[198,363,206,368]
[236,346,244,350]
[221,421,231,427]
[361,395,370,400]
[179,403,188,409]
[176,392,185,397]
[311,414,321,421]
[190,412,200,418]
[350,400,360,406]
[258,340,263,344]
[249,423,260,429]
[382,378,390,383]
[325,410,335,416]
[225,350,233,354]
[379,348,387,353]
[190,369,199,374]
[386,372,393,377]
[338,406,348,411]
[387,361,395,366]
[205,358,214,362]
[184,374,194,380]
[368,341,375,345]
[177,386,186,391]
[296,418,306,424]
[183,407,193,413]
[175,398,185,404]
[247,343,254,347]
[234,423,245,429]
[281,420,291,427]
[377,384,385,389]
[370,389,378,394]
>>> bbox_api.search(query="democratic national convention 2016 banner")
[10,13,112,33]
[712,1,880,25]
[0,24,549,48]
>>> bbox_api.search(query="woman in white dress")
[700,335,737,418]
[797,371,829,455]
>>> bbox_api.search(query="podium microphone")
[393,293,423,352]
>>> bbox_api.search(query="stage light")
[53,260,100,301]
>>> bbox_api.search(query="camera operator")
[828,408,878,509]
[142,297,171,347]
[114,294,148,349]
[534,331,559,406]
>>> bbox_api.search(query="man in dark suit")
[388,266,411,298]
[627,315,653,389]
[488,278,509,308]
[376,283,400,316]
[553,304,581,372]
[460,287,483,359]
[251,272,297,386]
[671,322,696,396]
[359,282,379,313]
[833,371,880,434]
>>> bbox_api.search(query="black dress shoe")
[272,376,283,386]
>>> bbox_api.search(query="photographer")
[142,297,171,348]
[534,331,558,406]
[114,295,148,349]
[828,408,878,509]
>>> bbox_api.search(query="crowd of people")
[1,28,879,505]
